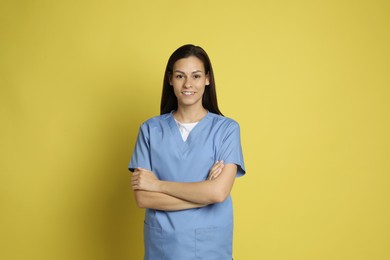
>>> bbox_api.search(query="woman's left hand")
[131,168,160,192]
[207,161,224,180]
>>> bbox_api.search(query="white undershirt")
[174,119,199,142]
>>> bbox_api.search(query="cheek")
[172,85,182,96]
[196,83,206,93]
[172,79,183,89]
[197,87,206,98]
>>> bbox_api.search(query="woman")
[129,44,245,260]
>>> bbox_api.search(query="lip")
[181,91,195,96]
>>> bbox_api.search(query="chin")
[179,100,202,107]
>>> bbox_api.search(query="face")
[169,56,210,109]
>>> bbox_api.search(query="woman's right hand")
[207,160,224,180]
[132,168,160,192]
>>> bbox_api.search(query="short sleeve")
[128,123,152,172]
[217,122,246,177]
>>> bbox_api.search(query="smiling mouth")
[181,91,195,95]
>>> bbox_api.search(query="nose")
[184,78,192,88]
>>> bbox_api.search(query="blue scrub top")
[129,111,245,260]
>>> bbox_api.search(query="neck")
[174,106,208,123]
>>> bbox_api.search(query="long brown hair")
[160,44,223,116]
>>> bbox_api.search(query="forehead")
[173,56,205,73]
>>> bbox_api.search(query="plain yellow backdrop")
[1,0,389,259]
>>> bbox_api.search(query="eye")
[193,74,202,79]
[175,74,184,79]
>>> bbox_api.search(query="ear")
[205,73,210,86]
[169,74,173,86]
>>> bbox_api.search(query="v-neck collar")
[167,110,210,153]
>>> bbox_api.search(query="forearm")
[132,169,217,205]
[134,190,207,211]
[157,164,237,204]
[132,164,237,206]
[158,180,220,204]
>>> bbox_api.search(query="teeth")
[182,91,194,95]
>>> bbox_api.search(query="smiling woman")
[169,56,210,112]
[160,44,223,117]
[128,44,245,260]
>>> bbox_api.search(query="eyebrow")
[173,70,204,74]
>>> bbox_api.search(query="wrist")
[156,180,164,193]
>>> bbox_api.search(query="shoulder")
[142,113,169,125]
[139,113,172,130]
[207,112,241,130]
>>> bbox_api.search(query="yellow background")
[1,0,389,259]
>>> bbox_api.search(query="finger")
[208,169,217,180]
[209,173,217,180]
[211,163,224,174]
[208,168,221,180]
[210,166,225,180]
[207,169,216,180]
[212,169,222,179]
[131,181,138,188]
[213,160,223,166]
[210,161,221,171]
[207,160,225,179]
[210,161,221,172]
[208,162,223,179]
[135,168,147,173]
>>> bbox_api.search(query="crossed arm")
[131,161,237,211]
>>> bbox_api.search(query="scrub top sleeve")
[128,123,152,172]
[218,122,246,177]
